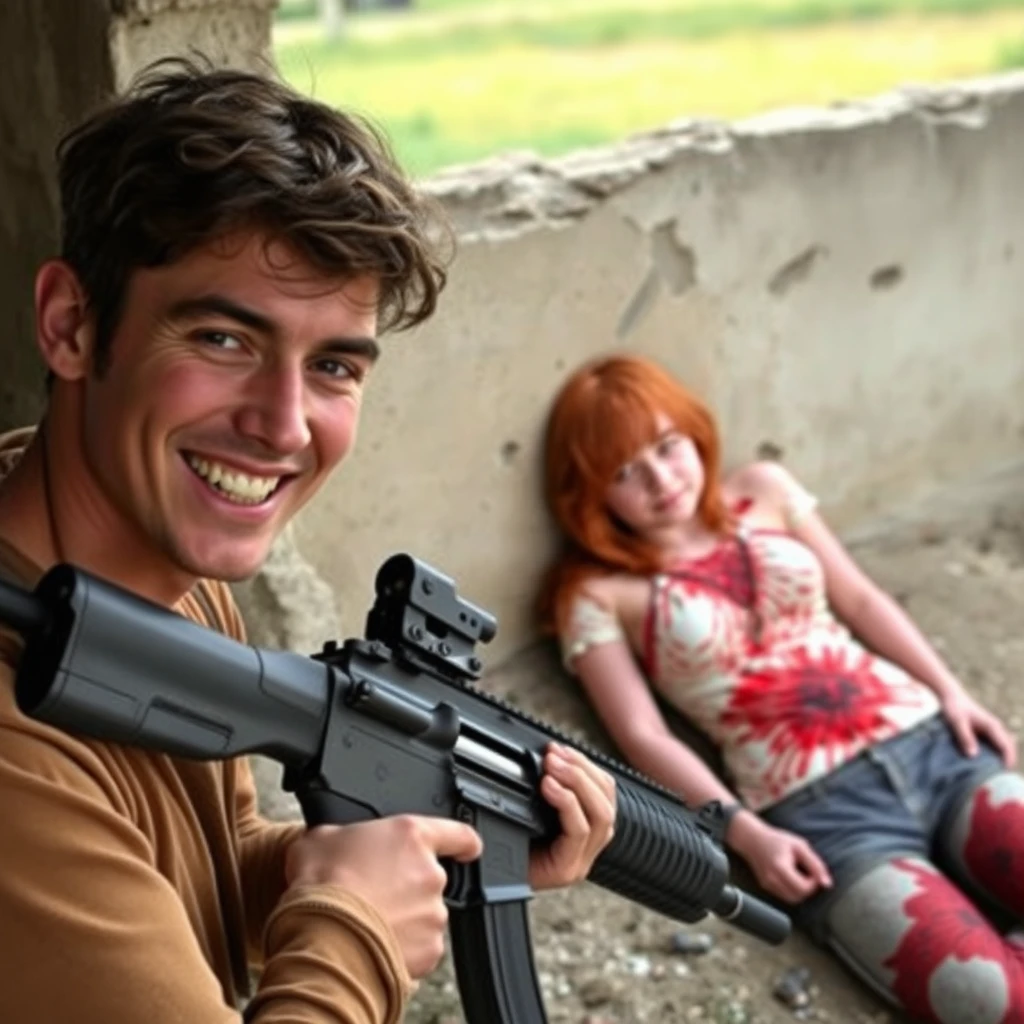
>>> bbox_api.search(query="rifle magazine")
[449,901,548,1024]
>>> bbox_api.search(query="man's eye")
[197,330,242,350]
[315,358,360,381]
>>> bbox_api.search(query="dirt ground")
[255,473,1024,1024]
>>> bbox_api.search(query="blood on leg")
[942,772,1024,917]
[825,855,1024,1023]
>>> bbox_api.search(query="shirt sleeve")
[561,594,627,671]
[199,580,411,1015]
[182,581,303,962]
[0,683,410,1024]
[230,756,304,964]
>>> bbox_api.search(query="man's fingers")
[542,774,589,838]
[552,743,617,800]
[542,751,616,877]
[544,744,616,840]
[529,779,589,890]
[416,817,484,863]
[528,746,618,891]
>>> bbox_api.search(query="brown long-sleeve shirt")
[0,434,410,1024]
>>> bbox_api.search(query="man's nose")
[236,366,312,455]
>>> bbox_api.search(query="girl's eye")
[613,463,635,484]
[659,434,683,455]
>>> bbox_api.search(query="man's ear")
[35,260,95,381]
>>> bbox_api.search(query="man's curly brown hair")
[57,56,450,373]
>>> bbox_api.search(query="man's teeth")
[186,456,280,505]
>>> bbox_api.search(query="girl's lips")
[654,490,686,513]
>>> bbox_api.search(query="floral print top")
[562,488,940,810]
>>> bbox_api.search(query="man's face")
[78,232,379,583]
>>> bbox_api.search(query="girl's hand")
[942,690,1017,767]
[727,812,832,904]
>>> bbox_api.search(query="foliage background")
[273,0,1024,176]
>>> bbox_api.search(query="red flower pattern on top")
[719,644,923,798]
[639,525,940,808]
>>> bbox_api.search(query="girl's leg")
[822,854,1024,1023]
[939,770,1024,919]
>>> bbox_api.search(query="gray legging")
[762,719,1024,1023]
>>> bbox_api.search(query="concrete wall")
[257,73,1024,664]
[1,3,1020,664]
[0,0,276,431]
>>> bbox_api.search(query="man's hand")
[727,812,832,904]
[528,743,617,890]
[285,816,482,978]
[941,690,1017,767]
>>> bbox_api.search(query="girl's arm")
[570,629,831,903]
[574,639,737,807]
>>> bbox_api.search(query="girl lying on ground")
[539,352,1024,1024]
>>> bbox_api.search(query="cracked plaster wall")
[292,73,1024,664]
[2,8,1022,662]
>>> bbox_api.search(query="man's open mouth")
[184,453,285,506]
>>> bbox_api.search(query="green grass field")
[273,0,1024,175]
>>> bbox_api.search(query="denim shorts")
[760,714,1005,940]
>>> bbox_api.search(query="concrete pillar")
[0,0,277,432]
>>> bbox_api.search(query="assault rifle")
[2,553,790,1024]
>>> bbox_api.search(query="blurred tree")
[318,0,344,39]
[318,0,410,36]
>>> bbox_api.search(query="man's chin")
[178,547,270,585]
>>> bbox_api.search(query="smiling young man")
[0,59,615,1024]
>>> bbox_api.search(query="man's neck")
[0,438,59,574]
[0,429,196,608]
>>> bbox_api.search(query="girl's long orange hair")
[539,353,729,636]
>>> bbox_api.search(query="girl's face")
[604,412,705,538]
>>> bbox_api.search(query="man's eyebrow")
[320,337,381,363]
[167,295,275,333]
[166,294,381,363]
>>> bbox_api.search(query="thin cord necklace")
[38,417,68,566]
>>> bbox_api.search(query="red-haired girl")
[541,353,1024,1023]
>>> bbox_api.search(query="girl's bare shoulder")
[721,460,806,527]
[579,571,654,621]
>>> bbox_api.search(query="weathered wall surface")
[258,73,1024,664]
[108,0,278,86]
[0,0,276,432]
[1,4,1021,664]
[0,1,114,429]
